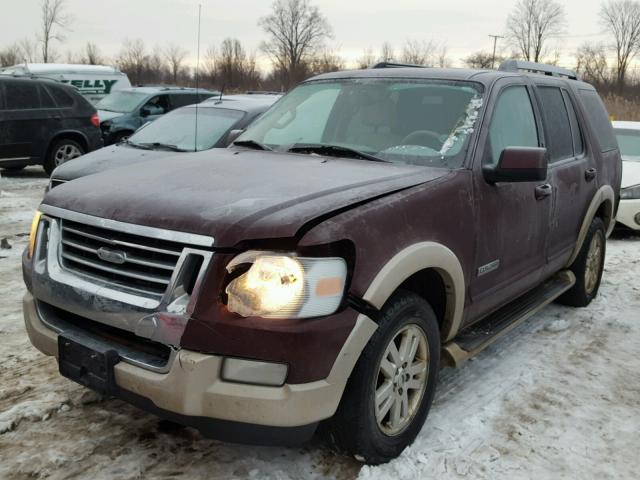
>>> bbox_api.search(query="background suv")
[48,94,281,188]
[96,86,219,145]
[0,77,102,174]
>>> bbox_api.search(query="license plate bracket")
[58,332,121,396]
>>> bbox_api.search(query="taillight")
[90,113,100,128]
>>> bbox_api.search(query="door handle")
[585,167,597,181]
[535,183,552,200]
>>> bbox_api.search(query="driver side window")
[143,95,169,115]
[485,86,539,165]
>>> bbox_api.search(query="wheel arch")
[565,185,615,268]
[46,130,89,159]
[362,242,465,343]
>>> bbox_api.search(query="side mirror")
[140,107,151,117]
[227,129,245,145]
[483,147,548,184]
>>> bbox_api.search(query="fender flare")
[565,185,615,268]
[362,242,465,342]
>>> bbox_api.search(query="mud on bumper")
[23,293,376,445]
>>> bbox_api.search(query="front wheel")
[557,217,606,307]
[44,139,85,174]
[325,291,440,464]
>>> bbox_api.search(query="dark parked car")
[23,61,621,464]
[96,86,218,145]
[0,77,102,174]
[48,94,281,188]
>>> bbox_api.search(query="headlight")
[621,184,640,199]
[27,211,42,259]
[225,251,347,318]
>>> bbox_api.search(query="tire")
[44,138,85,175]
[325,290,440,464]
[557,217,606,307]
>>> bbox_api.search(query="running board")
[442,270,575,368]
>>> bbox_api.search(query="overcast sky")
[0,0,611,69]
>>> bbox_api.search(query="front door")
[468,79,552,321]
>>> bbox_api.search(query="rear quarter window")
[579,89,617,152]
[46,85,75,108]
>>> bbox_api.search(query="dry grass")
[602,95,640,121]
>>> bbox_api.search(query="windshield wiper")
[123,140,152,150]
[288,143,387,163]
[233,139,272,151]
[137,142,187,152]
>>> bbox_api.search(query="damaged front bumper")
[23,292,376,444]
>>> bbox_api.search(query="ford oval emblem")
[96,247,127,265]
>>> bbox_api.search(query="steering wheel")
[400,130,442,151]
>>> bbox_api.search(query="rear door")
[533,81,598,272]
[468,78,552,319]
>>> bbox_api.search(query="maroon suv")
[22,60,621,464]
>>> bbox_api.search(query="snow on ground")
[0,168,639,480]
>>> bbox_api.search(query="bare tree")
[599,0,640,89]
[165,43,188,84]
[401,40,436,65]
[308,47,345,74]
[464,51,505,69]
[18,38,38,63]
[379,42,395,62]
[0,44,22,67]
[356,48,375,69]
[83,42,102,65]
[575,42,611,86]
[117,39,149,85]
[506,0,566,62]
[259,0,332,87]
[39,0,72,63]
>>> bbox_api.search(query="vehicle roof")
[200,94,280,112]
[119,86,218,95]
[2,63,123,75]
[306,66,592,89]
[612,120,640,131]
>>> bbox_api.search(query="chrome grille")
[59,219,187,298]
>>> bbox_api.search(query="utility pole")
[489,34,504,69]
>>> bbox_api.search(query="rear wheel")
[44,139,85,174]
[557,217,606,307]
[325,291,440,464]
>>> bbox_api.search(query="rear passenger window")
[46,85,75,107]
[5,82,41,109]
[562,90,584,156]
[537,87,573,162]
[485,85,539,165]
[579,90,617,152]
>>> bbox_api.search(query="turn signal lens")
[27,211,42,259]
[90,113,100,128]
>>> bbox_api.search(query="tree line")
[2,0,640,97]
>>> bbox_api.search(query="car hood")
[42,149,451,247]
[98,110,125,122]
[622,159,640,188]
[51,145,176,182]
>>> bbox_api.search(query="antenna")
[194,4,202,152]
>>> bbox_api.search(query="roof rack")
[370,62,429,69]
[498,60,580,80]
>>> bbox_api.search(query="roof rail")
[370,62,429,69]
[244,90,283,95]
[499,59,580,80]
